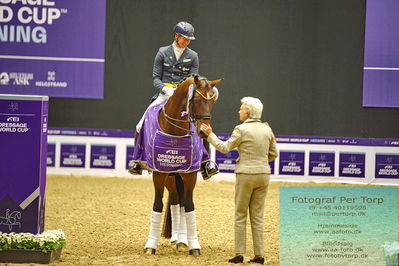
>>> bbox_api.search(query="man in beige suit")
[200,97,278,264]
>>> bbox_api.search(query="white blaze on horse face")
[181,84,195,117]
[188,84,194,100]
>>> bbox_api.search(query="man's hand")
[200,123,213,136]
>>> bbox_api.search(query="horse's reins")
[162,105,193,132]
[162,83,216,133]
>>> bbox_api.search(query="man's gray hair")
[241,97,263,119]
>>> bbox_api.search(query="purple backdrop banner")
[0,94,48,234]
[0,0,106,99]
[363,0,399,107]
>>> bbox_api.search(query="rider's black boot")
[201,161,218,180]
[129,130,143,175]
[129,162,143,175]
[201,139,218,180]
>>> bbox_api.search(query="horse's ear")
[194,75,200,86]
[210,78,223,87]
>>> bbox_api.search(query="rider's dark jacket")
[152,44,199,100]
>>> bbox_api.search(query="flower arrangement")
[380,241,399,266]
[0,229,66,253]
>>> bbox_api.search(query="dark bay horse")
[140,74,222,256]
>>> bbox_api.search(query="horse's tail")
[162,197,172,238]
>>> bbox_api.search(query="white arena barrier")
[46,128,399,186]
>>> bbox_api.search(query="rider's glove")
[161,86,175,97]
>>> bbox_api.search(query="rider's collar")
[172,42,185,60]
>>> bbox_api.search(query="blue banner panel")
[279,150,305,176]
[375,154,399,178]
[0,0,106,99]
[309,152,335,177]
[126,145,134,170]
[90,145,115,169]
[47,143,55,167]
[363,0,399,107]
[60,143,85,168]
[339,153,365,178]
[216,149,238,173]
[215,133,238,173]
[269,160,275,175]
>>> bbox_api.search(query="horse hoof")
[144,248,156,255]
[189,249,201,256]
[176,242,188,252]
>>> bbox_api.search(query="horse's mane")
[176,74,208,88]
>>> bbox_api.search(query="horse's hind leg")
[165,174,188,250]
[180,172,201,256]
[164,175,180,243]
[175,174,189,249]
[144,172,167,254]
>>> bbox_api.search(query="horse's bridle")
[189,82,216,121]
[161,82,216,133]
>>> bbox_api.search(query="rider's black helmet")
[173,21,195,40]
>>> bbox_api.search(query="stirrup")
[129,163,142,175]
[201,161,219,180]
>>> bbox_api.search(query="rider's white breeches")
[136,94,169,132]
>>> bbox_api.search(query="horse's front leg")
[144,172,167,254]
[180,172,201,256]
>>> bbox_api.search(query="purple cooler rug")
[132,102,209,173]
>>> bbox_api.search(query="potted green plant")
[0,229,66,264]
[381,241,399,266]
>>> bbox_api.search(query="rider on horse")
[130,21,218,179]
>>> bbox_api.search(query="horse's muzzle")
[196,118,211,139]
[194,113,211,120]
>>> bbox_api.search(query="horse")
[133,74,222,256]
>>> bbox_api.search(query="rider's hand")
[161,86,175,97]
[200,123,212,136]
